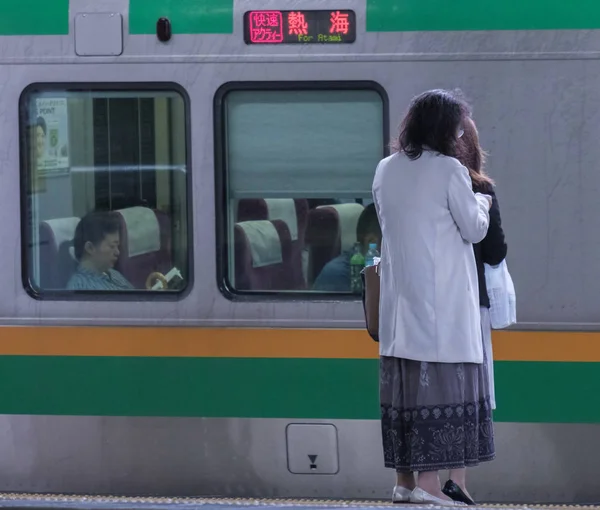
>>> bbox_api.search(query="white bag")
[484,260,516,329]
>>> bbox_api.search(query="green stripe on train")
[129,0,233,35]
[0,0,68,35]
[367,0,600,32]
[0,356,592,423]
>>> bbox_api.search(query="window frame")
[19,81,194,301]
[213,80,389,302]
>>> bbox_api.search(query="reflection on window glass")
[21,86,190,295]
[221,87,385,294]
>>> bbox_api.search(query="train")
[0,0,597,504]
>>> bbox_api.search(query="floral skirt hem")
[386,457,496,473]
[380,354,495,473]
[385,454,496,473]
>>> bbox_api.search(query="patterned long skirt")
[380,308,495,472]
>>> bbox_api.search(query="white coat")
[372,150,490,364]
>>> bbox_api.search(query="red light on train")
[288,12,308,36]
[329,11,350,34]
[244,10,356,45]
[248,10,284,43]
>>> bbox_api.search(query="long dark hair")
[393,89,471,160]
[455,117,494,189]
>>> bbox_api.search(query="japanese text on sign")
[244,10,356,44]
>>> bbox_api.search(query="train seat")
[233,219,296,291]
[38,216,81,289]
[114,206,172,289]
[237,198,309,288]
[305,203,365,284]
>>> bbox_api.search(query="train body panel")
[1,57,600,327]
[0,0,597,503]
[0,417,596,503]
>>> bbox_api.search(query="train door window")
[20,85,191,298]
[215,83,387,297]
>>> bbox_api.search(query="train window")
[215,83,387,297]
[20,85,191,298]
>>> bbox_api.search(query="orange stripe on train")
[0,327,595,361]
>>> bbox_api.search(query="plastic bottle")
[365,243,380,268]
[350,242,365,294]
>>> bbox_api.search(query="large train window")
[215,82,388,297]
[20,84,191,298]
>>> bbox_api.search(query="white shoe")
[409,487,467,506]
[392,485,412,503]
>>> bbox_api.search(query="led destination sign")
[244,10,356,44]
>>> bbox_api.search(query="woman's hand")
[476,193,492,210]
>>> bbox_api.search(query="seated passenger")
[313,204,382,292]
[66,211,134,291]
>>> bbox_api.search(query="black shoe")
[442,480,476,506]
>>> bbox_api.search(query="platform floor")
[0,494,596,510]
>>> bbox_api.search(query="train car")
[0,0,597,504]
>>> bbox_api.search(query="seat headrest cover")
[238,220,283,268]
[43,217,80,248]
[265,199,298,241]
[318,203,365,252]
[116,207,161,258]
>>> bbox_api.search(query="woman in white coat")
[372,90,494,506]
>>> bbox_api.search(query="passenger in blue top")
[66,211,134,291]
[313,204,381,292]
